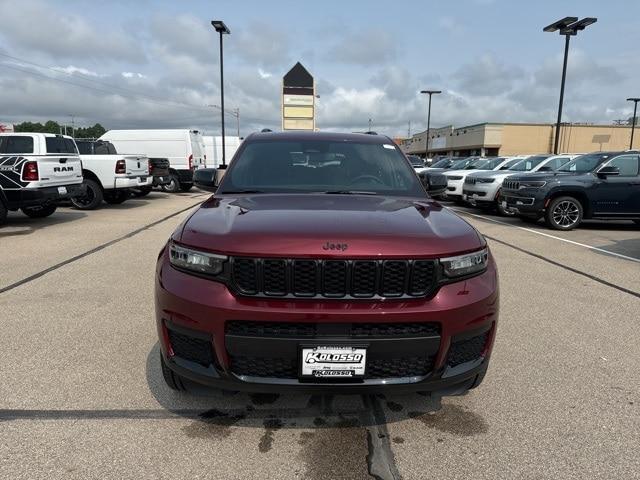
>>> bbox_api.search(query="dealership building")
[400,122,637,157]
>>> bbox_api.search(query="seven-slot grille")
[503,179,520,190]
[231,257,438,299]
[464,176,477,185]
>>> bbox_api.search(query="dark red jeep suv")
[155,131,498,395]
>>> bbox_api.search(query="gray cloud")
[0,0,145,63]
[455,55,524,96]
[327,29,398,66]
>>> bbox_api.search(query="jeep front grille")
[503,179,520,190]
[230,257,438,299]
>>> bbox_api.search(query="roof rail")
[364,131,378,135]
[260,128,273,133]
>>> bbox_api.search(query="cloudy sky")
[0,0,638,137]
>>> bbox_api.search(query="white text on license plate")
[301,346,366,378]
[57,186,67,195]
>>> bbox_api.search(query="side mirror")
[597,165,620,178]
[419,171,447,196]
[193,168,219,192]
[538,165,552,172]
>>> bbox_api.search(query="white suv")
[462,154,576,215]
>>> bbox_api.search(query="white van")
[203,136,241,168]
[99,129,205,192]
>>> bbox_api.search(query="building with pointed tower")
[282,62,316,130]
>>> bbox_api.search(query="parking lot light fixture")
[211,20,230,167]
[626,98,640,149]
[420,90,442,159]
[543,17,597,154]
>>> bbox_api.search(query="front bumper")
[462,183,500,206]
[155,249,499,394]
[6,183,86,209]
[114,176,153,189]
[445,179,464,199]
[503,190,546,215]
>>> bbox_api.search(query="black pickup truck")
[502,151,640,230]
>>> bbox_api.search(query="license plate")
[57,186,67,195]
[501,200,507,209]
[301,346,366,378]
[462,194,468,201]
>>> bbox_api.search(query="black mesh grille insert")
[229,354,434,379]
[168,329,214,367]
[227,321,317,337]
[226,321,439,338]
[231,356,297,378]
[381,261,408,296]
[350,322,440,337]
[352,261,377,297]
[228,257,437,299]
[447,331,489,367]
[323,261,348,296]
[232,258,258,294]
[410,261,436,295]
[263,259,287,295]
[293,260,317,296]
[366,356,434,379]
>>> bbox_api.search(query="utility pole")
[408,120,411,138]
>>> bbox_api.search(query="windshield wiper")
[218,189,265,194]
[321,190,378,195]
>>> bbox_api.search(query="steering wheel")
[349,174,385,186]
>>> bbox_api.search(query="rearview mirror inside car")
[419,171,447,196]
[597,165,620,177]
[193,168,220,192]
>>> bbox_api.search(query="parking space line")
[0,200,203,295]
[450,207,640,264]
[484,234,640,299]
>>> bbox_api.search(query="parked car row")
[426,151,640,230]
[0,129,219,224]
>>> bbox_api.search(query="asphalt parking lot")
[1,192,638,480]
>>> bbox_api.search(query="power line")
[0,52,214,111]
[0,59,211,113]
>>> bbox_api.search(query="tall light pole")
[211,20,230,167]
[626,97,640,149]
[544,16,597,154]
[420,90,441,159]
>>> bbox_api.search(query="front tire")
[162,173,181,193]
[21,204,57,218]
[71,179,103,210]
[495,192,515,217]
[160,352,187,391]
[545,196,583,230]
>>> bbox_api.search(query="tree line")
[13,121,106,139]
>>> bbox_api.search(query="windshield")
[499,158,521,170]
[557,152,612,173]
[466,158,504,170]
[430,158,451,168]
[219,139,425,197]
[508,155,550,171]
[407,156,424,167]
[449,158,469,169]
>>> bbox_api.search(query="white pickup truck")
[0,133,84,224]
[72,139,152,210]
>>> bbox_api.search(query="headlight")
[478,178,495,183]
[447,176,463,181]
[439,248,488,278]
[519,181,546,189]
[169,242,227,275]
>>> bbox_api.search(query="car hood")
[445,169,485,178]
[467,170,521,180]
[507,171,589,182]
[178,194,484,257]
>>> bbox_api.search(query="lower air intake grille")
[168,329,214,367]
[447,331,489,367]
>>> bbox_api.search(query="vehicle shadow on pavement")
[0,210,87,237]
[144,343,485,477]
